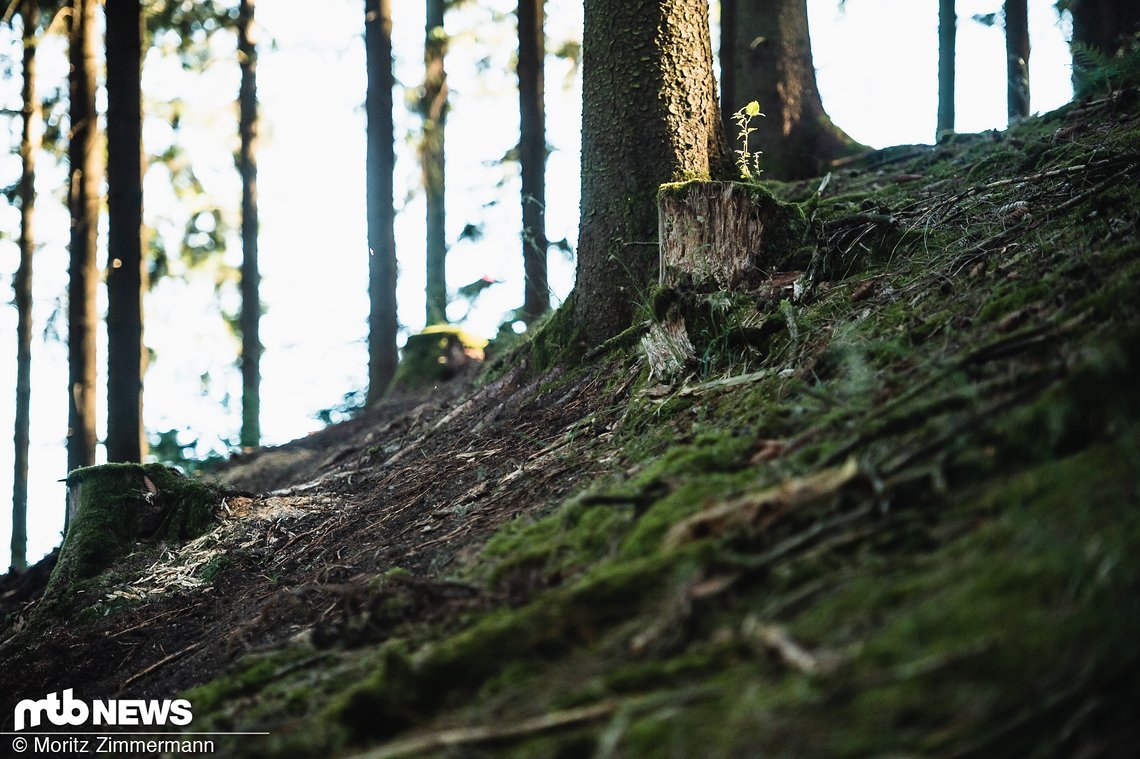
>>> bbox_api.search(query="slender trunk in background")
[937,0,956,138]
[365,0,398,403]
[574,0,730,344]
[12,0,40,572]
[67,0,100,508]
[518,0,548,324]
[238,0,260,448]
[719,0,737,136]
[105,0,147,463]
[1005,0,1030,122]
[720,0,863,180]
[422,0,448,325]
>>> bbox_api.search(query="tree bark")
[1068,0,1140,59]
[105,0,147,463]
[938,0,956,138]
[423,0,448,325]
[366,0,398,403]
[573,0,730,345]
[238,0,260,448]
[1005,0,1030,123]
[12,0,40,572]
[518,0,548,324]
[720,0,863,180]
[67,0,100,503]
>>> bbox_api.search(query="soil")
[0,355,632,727]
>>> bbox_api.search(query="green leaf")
[744,100,761,117]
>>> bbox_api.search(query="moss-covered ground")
[4,89,1140,757]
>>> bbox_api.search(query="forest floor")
[2,88,1140,758]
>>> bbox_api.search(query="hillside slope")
[3,91,1140,757]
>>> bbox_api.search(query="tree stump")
[658,181,805,291]
[48,464,218,598]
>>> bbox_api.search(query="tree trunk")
[366,0,398,403]
[423,0,448,325]
[238,0,260,448]
[12,0,40,572]
[105,0,147,463]
[518,0,548,324]
[573,0,730,345]
[938,0,956,138]
[1005,0,1030,123]
[720,0,863,181]
[67,0,100,505]
[1069,0,1140,58]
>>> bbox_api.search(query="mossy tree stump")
[658,181,806,291]
[390,325,488,394]
[645,182,805,381]
[48,463,219,599]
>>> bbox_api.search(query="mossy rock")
[47,463,219,600]
[391,325,488,393]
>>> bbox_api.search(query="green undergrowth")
[181,95,1140,757]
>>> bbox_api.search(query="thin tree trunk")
[1005,0,1030,122]
[366,0,398,403]
[938,0,956,138]
[719,0,737,137]
[423,0,448,325]
[67,0,100,506]
[720,0,863,180]
[105,0,147,463]
[574,0,730,344]
[518,0,548,324]
[12,0,40,572]
[238,0,260,448]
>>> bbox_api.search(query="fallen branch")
[119,641,202,692]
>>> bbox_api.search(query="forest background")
[0,0,1072,565]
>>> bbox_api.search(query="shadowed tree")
[572,0,730,344]
[1065,0,1140,92]
[720,0,863,180]
[1067,0,1140,57]
[422,0,448,325]
[238,0,260,448]
[105,0,147,463]
[366,0,398,402]
[1005,0,1030,122]
[518,0,548,323]
[11,0,40,571]
[938,0,956,137]
[67,0,100,503]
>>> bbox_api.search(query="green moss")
[47,463,218,601]
[391,325,488,392]
[528,300,584,372]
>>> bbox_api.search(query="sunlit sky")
[1,0,1073,566]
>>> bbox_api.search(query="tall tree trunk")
[422,0,448,325]
[105,0,147,463]
[518,0,548,324]
[938,0,956,138]
[720,0,863,181]
[67,0,100,503]
[1005,0,1030,122]
[238,0,260,448]
[12,0,40,572]
[365,0,398,403]
[573,0,730,344]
